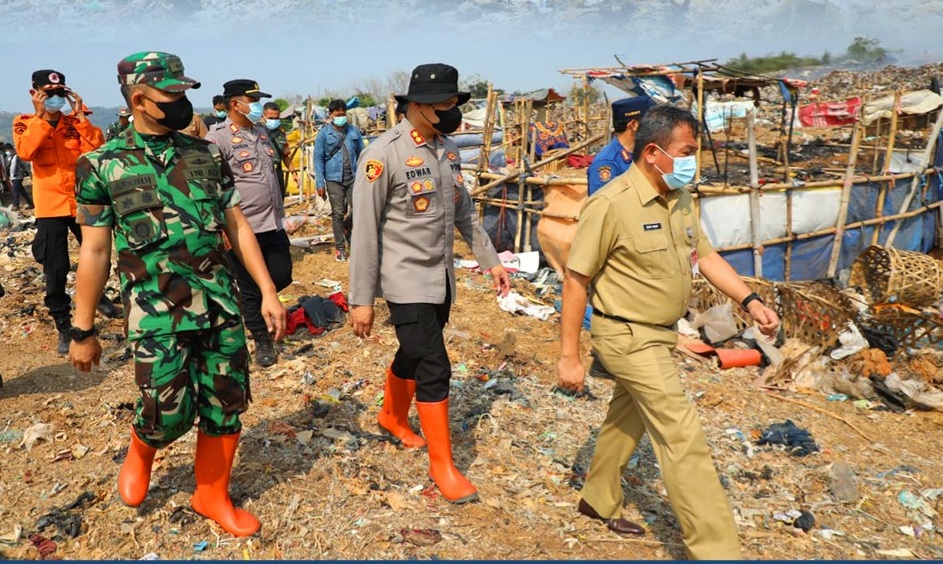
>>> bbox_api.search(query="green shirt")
[75,127,243,340]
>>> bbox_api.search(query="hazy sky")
[1,0,941,111]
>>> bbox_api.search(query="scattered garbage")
[497,291,556,321]
[792,510,815,532]
[138,553,160,560]
[756,420,819,457]
[898,490,937,519]
[193,541,209,552]
[400,528,442,547]
[830,322,868,360]
[0,525,22,546]
[828,462,859,504]
[690,302,739,344]
[20,422,52,452]
[35,491,95,539]
[28,534,57,559]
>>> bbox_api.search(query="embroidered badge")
[229,124,239,133]
[405,156,424,167]
[266,147,275,156]
[364,160,384,182]
[409,129,425,146]
[598,166,611,183]
[455,174,464,186]
[423,179,435,192]
[243,162,253,173]
[446,151,458,161]
[231,136,242,144]
[239,150,250,158]
[410,181,423,193]
[413,196,430,212]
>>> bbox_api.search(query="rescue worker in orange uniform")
[13,69,105,354]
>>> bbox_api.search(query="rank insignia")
[266,147,275,156]
[423,179,435,192]
[405,156,424,167]
[364,159,384,182]
[231,137,242,144]
[446,151,458,161]
[455,174,464,186]
[410,181,423,193]
[229,123,239,133]
[409,129,425,146]
[239,150,250,158]
[243,162,253,172]
[413,196,430,212]
[621,148,631,162]
[598,166,611,183]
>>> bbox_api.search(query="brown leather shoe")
[578,498,645,535]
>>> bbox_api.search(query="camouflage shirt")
[106,120,131,141]
[75,127,243,340]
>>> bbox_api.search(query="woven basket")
[778,282,857,347]
[690,277,776,331]
[849,246,943,307]
[859,305,943,352]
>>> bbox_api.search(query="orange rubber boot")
[378,368,426,448]
[190,431,260,537]
[117,428,158,507]
[416,399,478,503]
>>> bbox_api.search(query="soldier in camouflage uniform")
[106,107,132,141]
[68,51,286,538]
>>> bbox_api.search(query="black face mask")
[429,106,462,135]
[143,95,193,131]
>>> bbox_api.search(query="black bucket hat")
[395,63,470,106]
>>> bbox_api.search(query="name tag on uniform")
[643,223,662,231]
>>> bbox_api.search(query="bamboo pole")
[785,188,793,282]
[387,93,396,129]
[747,113,763,277]
[513,175,526,251]
[872,91,901,245]
[826,120,864,278]
[470,132,605,197]
[885,106,943,247]
[695,70,704,184]
[582,76,590,141]
[871,117,882,174]
[523,183,533,252]
[478,85,497,172]
[527,99,537,164]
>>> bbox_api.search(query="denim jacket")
[312,123,364,188]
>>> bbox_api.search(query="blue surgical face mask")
[242,100,263,123]
[216,109,227,118]
[332,116,348,127]
[44,95,66,113]
[265,118,281,130]
[654,145,697,190]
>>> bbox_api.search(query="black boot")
[97,294,122,319]
[54,318,71,356]
[254,336,276,368]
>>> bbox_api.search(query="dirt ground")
[1,209,943,560]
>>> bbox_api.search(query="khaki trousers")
[581,316,741,560]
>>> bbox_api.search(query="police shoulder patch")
[364,159,384,182]
[405,156,424,167]
[598,166,612,183]
[446,151,458,161]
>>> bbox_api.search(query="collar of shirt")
[121,127,179,164]
[627,164,664,206]
[224,116,260,141]
[397,117,439,150]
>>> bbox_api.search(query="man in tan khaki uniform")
[557,105,780,559]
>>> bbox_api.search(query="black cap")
[222,79,271,99]
[32,69,69,91]
[395,63,470,106]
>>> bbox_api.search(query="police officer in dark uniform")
[587,96,652,195]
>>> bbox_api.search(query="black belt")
[591,309,633,324]
[592,309,673,330]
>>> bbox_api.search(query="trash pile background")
[1,197,942,560]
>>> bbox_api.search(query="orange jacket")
[13,113,105,218]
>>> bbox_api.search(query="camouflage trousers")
[132,321,251,449]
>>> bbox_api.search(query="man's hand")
[260,293,286,341]
[557,355,586,393]
[317,187,326,199]
[65,90,85,121]
[69,337,102,373]
[489,264,511,297]
[350,305,374,337]
[748,301,780,337]
[30,89,47,118]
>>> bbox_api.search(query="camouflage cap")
[117,51,201,92]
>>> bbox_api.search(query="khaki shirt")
[567,165,714,327]
[206,117,284,233]
[349,118,500,305]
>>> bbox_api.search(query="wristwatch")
[740,292,764,311]
[68,326,97,342]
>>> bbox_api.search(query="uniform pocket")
[405,177,437,218]
[192,195,226,233]
[31,233,47,262]
[631,231,672,279]
[114,186,167,249]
